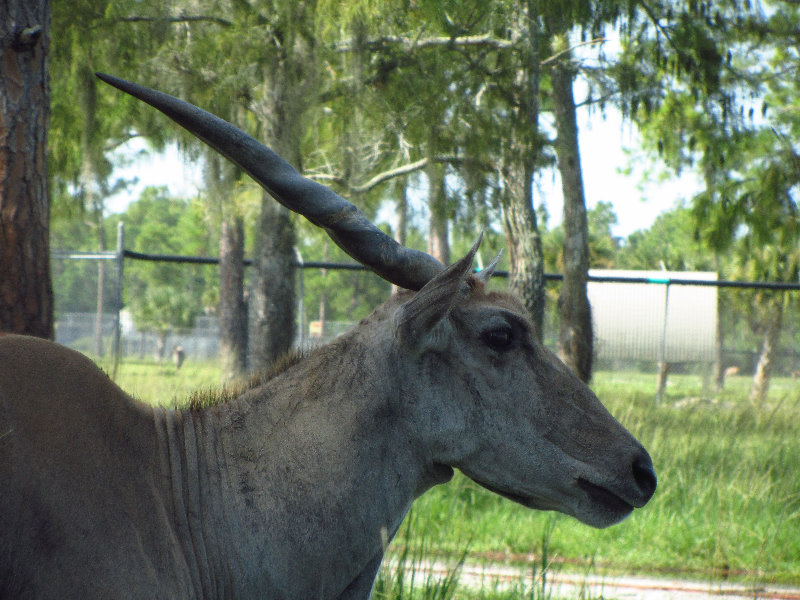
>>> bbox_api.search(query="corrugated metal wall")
[588,270,717,363]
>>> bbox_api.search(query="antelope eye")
[482,324,513,350]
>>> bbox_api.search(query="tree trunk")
[704,168,725,393]
[249,195,296,370]
[498,0,546,340]
[348,274,362,321]
[426,159,449,264]
[655,361,670,402]
[75,64,107,356]
[207,149,248,380]
[0,0,53,338]
[750,293,784,403]
[247,22,312,371]
[552,60,593,382]
[395,180,408,247]
[219,215,248,379]
[318,240,329,339]
[714,313,725,393]
[93,228,106,356]
[500,161,546,340]
[155,329,168,361]
[390,181,409,296]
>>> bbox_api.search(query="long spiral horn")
[96,73,445,290]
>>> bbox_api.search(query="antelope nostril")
[632,455,657,500]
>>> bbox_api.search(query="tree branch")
[541,37,607,67]
[338,33,514,53]
[113,15,232,27]
[306,155,493,194]
[351,158,429,192]
[339,31,600,69]
[103,132,144,153]
[638,0,679,53]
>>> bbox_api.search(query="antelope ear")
[394,238,480,350]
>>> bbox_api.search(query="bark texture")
[426,160,449,264]
[219,216,248,379]
[247,37,310,371]
[249,195,296,370]
[500,161,546,340]
[552,60,593,382]
[205,149,248,380]
[0,0,53,338]
[498,0,546,339]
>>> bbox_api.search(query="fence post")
[655,278,671,402]
[111,222,124,378]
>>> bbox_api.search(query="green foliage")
[48,0,800,394]
[50,0,174,194]
[605,1,800,397]
[295,220,393,326]
[544,202,621,272]
[110,186,217,334]
[617,203,712,271]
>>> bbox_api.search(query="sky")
[563,108,703,237]
[106,105,703,240]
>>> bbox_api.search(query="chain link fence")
[51,225,800,386]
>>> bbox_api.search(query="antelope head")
[96,73,656,528]
[391,244,656,527]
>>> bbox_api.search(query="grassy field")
[400,372,800,588]
[106,357,800,591]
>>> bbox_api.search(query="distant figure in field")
[723,366,739,379]
[172,345,185,370]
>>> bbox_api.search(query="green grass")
[101,357,223,408]
[399,371,800,586]
[109,359,800,588]
[374,512,563,600]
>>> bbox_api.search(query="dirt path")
[403,560,800,599]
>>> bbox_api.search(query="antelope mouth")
[472,480,550,511]
[576,477,634,515]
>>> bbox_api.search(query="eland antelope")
[0,75,656,599]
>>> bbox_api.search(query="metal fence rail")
[52,222,800,383]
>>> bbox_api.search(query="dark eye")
[482,325,513,350]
